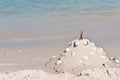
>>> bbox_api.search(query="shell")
[86,39,90,43]
[82,39,89,46]
[75,41,79,46]
[65,48,70,52]
[73,41,79,47]
[56,60,62,65]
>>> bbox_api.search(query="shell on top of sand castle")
[64,48,70,53]
[46,34,112,73]
[73,41,79,47]
[82,39,89,46]
[55,60,62,65]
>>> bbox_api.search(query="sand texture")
[0,38,120,80]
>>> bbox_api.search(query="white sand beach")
[0,36,120,80]
[0,0,120,80]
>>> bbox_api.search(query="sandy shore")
[0,45,65,72]
[0,38,119,80]
[0,44,119,73]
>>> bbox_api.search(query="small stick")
[79,31,83,40]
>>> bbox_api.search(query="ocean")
[0,0,120,16]
[0,0,120,47]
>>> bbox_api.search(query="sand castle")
[46,32,119,73]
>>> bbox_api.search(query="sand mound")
[0,67,120,80]
[80,67,120,80]
[46,38,113,73]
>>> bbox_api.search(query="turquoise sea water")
[0,0,120,47]
[0,0,120,16]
